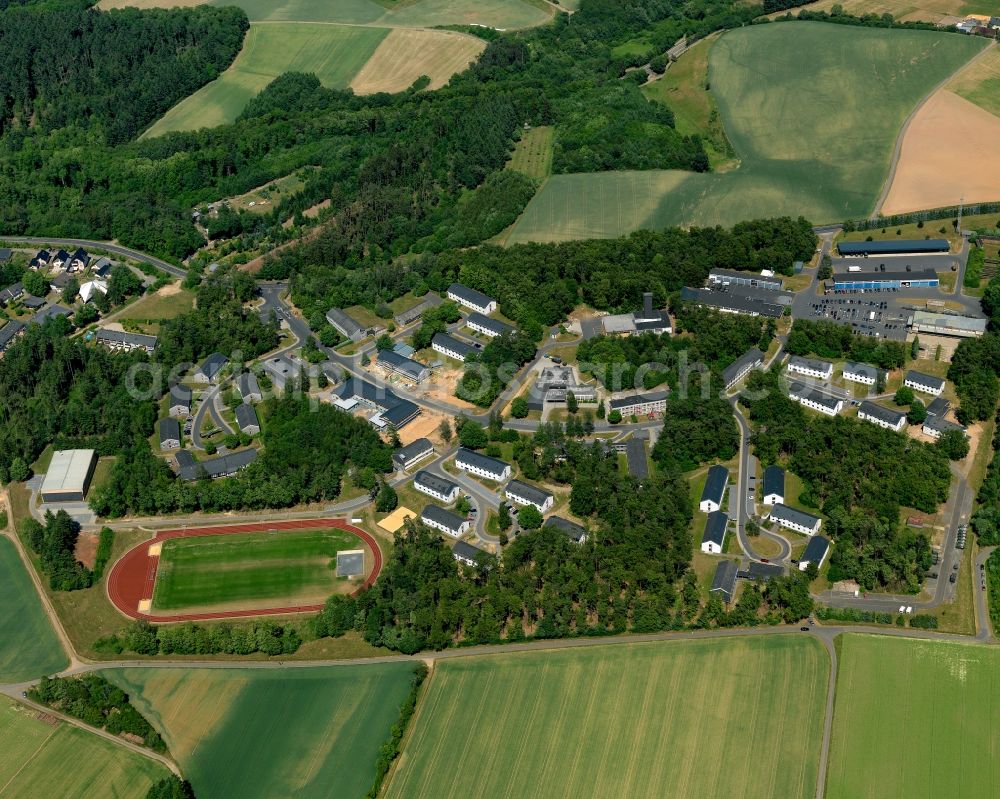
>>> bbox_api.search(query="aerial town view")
[2,0,1000,797]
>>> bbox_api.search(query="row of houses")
[29,248,90,272]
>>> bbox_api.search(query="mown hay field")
[826,634,1000,799]
[947,42,1000,118]
[152,529,364,612]
[106,664,417,799]
[0,695,168,798]
[509,22,986,243]
[143,23,388,137]
[507,125,555,180]
[0,537,68,683]
[385,635,829,799]
[349,28,486,94]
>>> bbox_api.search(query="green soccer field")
[151,529,364,612]
[106,664,418,799]
[0,537,68,683]
[509,22,986,243]
[826,634,1000,799]
[0,695,168,798]
[385,635,829,799]
[143,23,388,136]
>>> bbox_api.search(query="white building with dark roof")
[192,352,228,384]
[414,471,460,504]
[236,372,262,403]
[842,361,882,386]
[608,390,668,418]
[789,383,843,416]
[787,356,833,380]
[722,348,764,391]
[857,401,906,432]
[904,370,945,397]
[325,307,365,342]
[169,384,192,416]
[710,560,739,604]
[421,504,470,538]
[799,536,831,572]
[700,511,728,554]
[768,503,822,536]
[922,415,967,440]
[159,418,181,450]
[455,448,511,482]
[447,283,496,315]
[235,403,260,435]
[431,332,478,362]
[505,479,554,513]
[700,465,728,513]
[95,329,158,354]
[762,465,785,505]
[466,312,514,339]
[544,515,587,543]
[393,438,434,471]
[453,540,487,567]
[377,349,430,383]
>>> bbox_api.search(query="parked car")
[949,573,957,583]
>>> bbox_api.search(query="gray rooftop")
[789,382,842,411]
[414,470,459,496]
[432,332,478,359]
[701,464,728,505]
[456,447,509,476]
[722,347,765,386]
[0,321,25,350]
[710,560,739,601]
[235,403,259,430]
[453,539,486,563]
[236,371,261,398]
[624,438,649,479]
[858,401,906,427]
[394,438,434,465]
[843,361,882,380]
[681,286,784,318]
[325,307,363,336]
[422,504,467,533]
[159,418,180,444]
[923,415,966,435]
[467,312,515,337]
[762,465,785,498]
[788,355,833,373]
[196,352,228,380]
[96,328,158,349]
[177,448,258,481]
[905,370,946,391]
[377,348,428,380]
[741,562,786,581]
[926,397,950,418]
[544,515,587,542]
[448,282,495,309]
[608,390,669,411]
[801,536,831,565]
[769,503,821,529]
[702,511,728,547]
[40,449,95,495]
[506,479,553,507]
[169,384,192,406]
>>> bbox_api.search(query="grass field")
[143,23,388,136]
[769,0,1000,23]
[509,23,986,243]
[152,529,363,612]
[385,636,829,799]
[0,537,68,683]
[106,664,417,799]
[0,695,169,798]
[350,28,486,94]
[506,125,554,180]
[947,42,1000,118]
[642,34,736,169]
[827,634,1000,798]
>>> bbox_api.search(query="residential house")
[700,464,728,513]
[447,283,497,314]
[904,370,945,396]
[768,503,822,536]
[788,383,843,416]
[90,257,113,279]
[30,305,71,325]
[700,511,728,554]
[710,560,739,604]
[505,479,554,513]
[376,348,430,383]
[175,448,258,481]
[0,321,26,354]
[453,540,487,567]
[50,250,72,271]
[455,448,511,482]
[787,356,833,380]
[158,418,181,450]
[799,536,831,572]
[762,465,785,505]
[393,438,435,471]
[78,280,108,303]
[842,361,883,386]
[29,250,50,270]
[413,470,460,504]
[235,403,260,435]
[0,282,24,306]
[722,347,764,391]
[608,390,669,418]
[236,372,262,403]
[857,401,907,432]
[544,515,587,544]
[431,332,478,362]
[192,352,228,384]
[922,415,967,440]
[69,248,89,271]
[169,384,192,416]
[21,295,45,310]
[421,504,470,538]
[466,312,514,339]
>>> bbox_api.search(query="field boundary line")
[872,38,996,218]
[0,725,57,795]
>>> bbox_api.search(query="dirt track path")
[872,39,996,218]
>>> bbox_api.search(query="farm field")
[151,528,364,613]
[827,634,1000,798]
[0,537,68,683]
[770,0,1000,22]
[143,23,388,136]
[509,23,986,243]
[507,125,555,180]
[349,28,486,94]
[947,42,1000,118]
[881,88,1000,214]
[385,636,829,799]
[0,695,168,798]
[106,664,417,799]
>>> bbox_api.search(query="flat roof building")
[831,269,938,291]
[624,438,649,480]
[910,310,986,338]
[837,239,949,256]
[40,449,97,502]
[708,269,784,291]
[681,286,785,318]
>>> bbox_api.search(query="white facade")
[904,375,944,396]
[432,338,469,361]
[455,451,511,482]
[788,358,833,380]
[789,391,843,417]
[763,491,783,505]
[701,539,723,555]
[78,280,108,303]
[770,506,822,536]
[421,511,470,538]
[843,367,877,385]
[414,478,459,504]
[466,316,505,338]
[505,484,554,513]
[858,406,906,432]
[448,286,496,315]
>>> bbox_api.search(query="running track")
[106,519,383,623]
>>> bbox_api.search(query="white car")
[905,606,912,614]
[898,605,906,613]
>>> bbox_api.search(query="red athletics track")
[106,519,382,623]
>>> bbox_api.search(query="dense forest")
[741,369,951,591]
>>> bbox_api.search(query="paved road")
[974,546,995,641]
[189,383,232,450]
[0,236,186,278]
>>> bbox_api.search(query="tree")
[438,418,453,443]
[893,386,914,406]
[8,457,28,482]
[817,263,832,281]
[517,505,543,530]
[906,400,927,425]
[317,370,329,389]
[497,503,512,531]
[566,391,578,414]
[510,397,529,418]
[61,277,80,304]
[608,409,622,424]
[910,336,920,360]
[459,421,488,449]
[74,303,99,326]
[936,429,970,461]
[376,334,394,351]
[455,495,472,515]
[376,482,398,512]
[596,401,606,420]
[22,270,49,298]
[146,777,196,799]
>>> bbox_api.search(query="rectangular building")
[708,268,784,291]
[466,312,515,339]
[723,347,764,390]
[158,418,181,450]
[40,449,96,502]
[789,383,843,416]
[799,536,831,572]
[393,293,442,327]
[910,310,986,338]
[710,560,739,604]
[608,390,669,418]
[93,328,157,354]
[505,479,554,513]
[414,470,460,504]
[0,321,25,354]
[235,403,260,435]
[769,503,822,536]
[431,332,478,362]
[334,377,420,429]
[175,448,258,481]
[700,511,728,554]
[831,269,938,291]
[192,352,228,383]
[236,372,262,403]
[842,361,883,386]
[447,283,497,315]
[421,504,470,538]
[325,307,365,342]
[904,370,945,396]
[393,438,435,471]
[787,356,833,380]
[455,448,511,482]
[857,401,907,432]
[762,465,785,505]
[544,515,587,544]
[837,239,948,256]
[680,286,785,318]
[376,348,430,383]
[922,415,967,439]
[453,540,487,567]
[169,384,192,417]
[700,464,728,512]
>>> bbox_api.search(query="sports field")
[385,635,829,799]
[143,23,387,136]
[349,28,486,94]
[0,537,68,683]
[827,634,1000,798]
[0,695,168,798]
[106,664,417,799]
[509,23,986,243]
[151,528,362,613]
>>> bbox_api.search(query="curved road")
[0,236,186,278]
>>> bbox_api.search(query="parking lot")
[806,297,910,340]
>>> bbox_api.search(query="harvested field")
[0,537,68,683]
[143,23,387,136]
[0,695,168,798]
[767,0,1000,23]
[827,634,1000,798]
[350,29,485,94]
[947,41,1000,118]
[105,664,418,799]
[385,636,829,799]
[882,89,1000,215]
